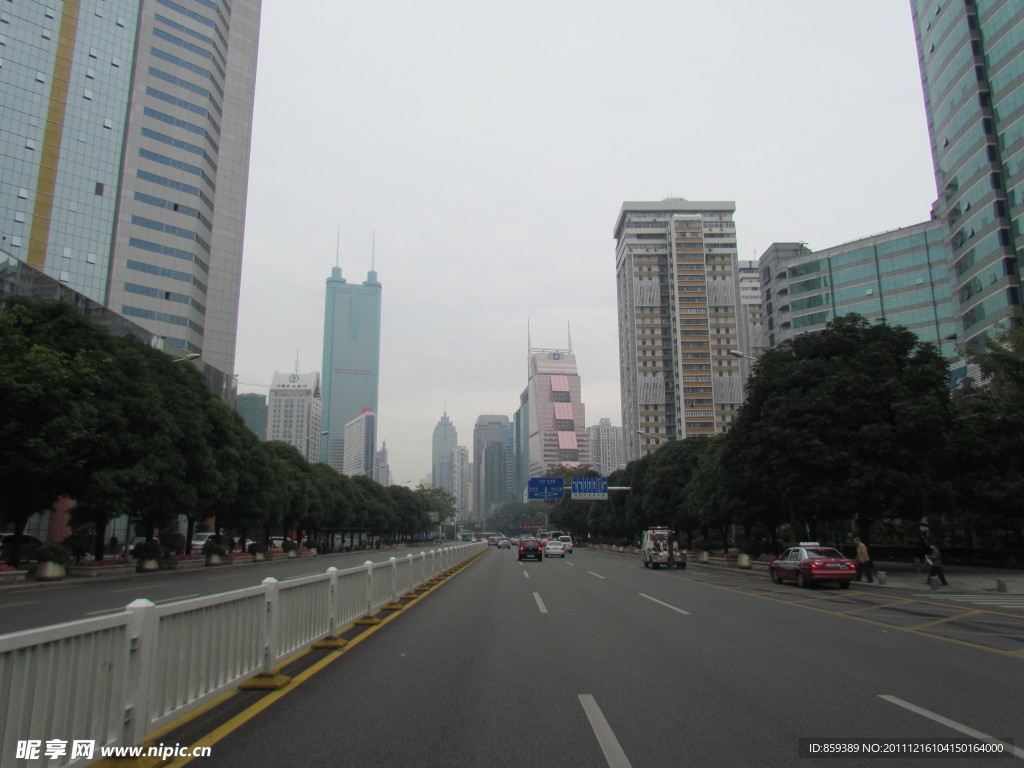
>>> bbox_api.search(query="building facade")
[587,418,625,477]
[235,392,267,440]
[0,0,262,380]
[522,347,590,478]
[472,414,511,520]
[431,411,458,494]
[759,221,956,356]
[267,371,322,461]
[911,1,1024,348]
[320,266,382,472]
[342,407,376,477]
[614,199,746,462]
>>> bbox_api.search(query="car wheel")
[797,571,808,588]
[770,568,781,584]
[838,580,850,589]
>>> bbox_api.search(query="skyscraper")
[342,407,377,477]
[267,371,322,461]
[522,346,589,478]
[431,412,458,494]
[911,1,1024,348]
[235,392,268,441]
[320,265,382,472]
[472,415,511,520]
[0,0,262,380]
[614,199,745,462]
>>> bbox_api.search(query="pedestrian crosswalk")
[916,594,1024,610]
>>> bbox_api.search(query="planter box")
[136,559,160,573]
[67,563,135,578]
[750,560,772,572]
[223,554,253,565]
[35,562,67,581]
[296,550,315,558]
[160,558,205,570]
[264,551,288,561]
[0,569,28,585]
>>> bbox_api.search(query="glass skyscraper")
[0,0,262,379]
[911,1,1024,348]
[320,265,382,473]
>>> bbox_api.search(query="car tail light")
[847,562,856,569]
[810,561,821,568]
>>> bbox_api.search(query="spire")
[568,320,573,351]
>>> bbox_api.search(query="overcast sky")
[233,0,938,486]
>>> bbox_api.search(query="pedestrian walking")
[854,537,873,583]
[925,543,948,586]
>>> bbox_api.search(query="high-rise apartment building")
[0,0,262,380]
[759,221,956,355]
[521,347,590,478]
[738,259,768,360]
[451,445,470,520]
[342,407,376,477]
[472,414,511,520]
[587,418,625,477]
[320,266,382,472]
[911,1,1024,348]
[614,199,746,462]
[266,372,322,461]
[431,412,458,494]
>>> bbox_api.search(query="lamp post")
[172,353,200,363]
[727,349,756,361]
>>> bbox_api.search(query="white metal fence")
[0,544,483,768]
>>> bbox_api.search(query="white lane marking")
[111,582,170,593]
[639,593,690,615]
[85,593,202,616]
[578,694,633,768]
[523,570,530,579]
[588,571,605,580]
[566,562,576,566]
[879,695,1024,759]
[533,592,548,614]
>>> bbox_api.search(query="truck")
[640,527,686,569]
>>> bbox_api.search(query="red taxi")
[769,542,857,589]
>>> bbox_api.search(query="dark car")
[517,538,543,561]
[0,533,44,561]
[769,542,857,588]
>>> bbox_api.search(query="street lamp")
[172,353,200,363]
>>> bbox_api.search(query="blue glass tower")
[320,266,382,472]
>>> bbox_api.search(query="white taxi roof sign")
[798,541,820,547]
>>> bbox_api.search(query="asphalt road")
[172,547,1023,768]
[0,549,416,635]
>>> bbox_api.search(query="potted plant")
[35,542,73,581]
[132,539,163,572]
[202,539,226,565]
[248,541,267,561]
[281,538,299,558]
[303,538,318,555]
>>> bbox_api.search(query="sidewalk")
[853,560,1024,595]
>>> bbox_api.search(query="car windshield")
[558,536,571,542]
[805,548,844,559]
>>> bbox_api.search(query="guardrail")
[0,544,484,768]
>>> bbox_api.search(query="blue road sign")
[528,477,565,500]
[571,476,608,500]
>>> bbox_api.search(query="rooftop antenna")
[295,347,299,374]
[568,320,573,351]
[372,230,376,271]
[527,319,532,352]
[335,226,340,268]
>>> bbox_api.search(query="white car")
[191,532,215,551]
[557,535,573,553]
[544,540,566,558]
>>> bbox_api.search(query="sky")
[233,0,939,487]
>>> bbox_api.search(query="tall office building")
[267,371,322,461]
[451,445,470,520]
[587,418,625,477]
[235,392,267,440]
[759,221,955,356]
[320,266,382,472]
[374,441,391,486]
[738,260,768,360]
[0,0,262,380]
[342,407,376,477]
[472,414,511,520]
[911,1,1024,348]
[614,199,746,462]
[431,412,458,494]
[522,346,590,478]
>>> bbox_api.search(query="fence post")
[261,577,280,674]
[389,556,398,602]
[364,560,374,616]
[326,567,339,634]
[124,599,157,748]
